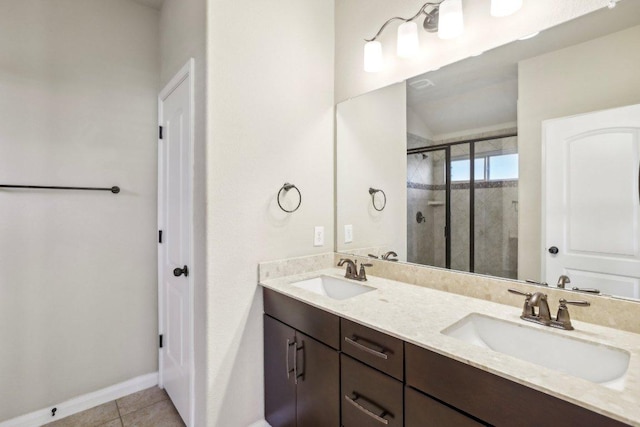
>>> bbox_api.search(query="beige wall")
[336,83,407,259]
[0,0,159,421]
[518,24,640,281]
[159,0,208,424]
[335,0,615,102]
[206,0,335,425]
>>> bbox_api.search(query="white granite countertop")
[260,268,640,426]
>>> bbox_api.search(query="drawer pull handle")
[345,394,389,425]
[286,339,295,379]
[345,336,388,360]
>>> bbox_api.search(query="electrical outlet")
[314,226,324,247]
[344,224,353,243]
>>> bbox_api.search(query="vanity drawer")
[341,318,404,380]
[263,288,340,349]
[341,354,403,427]
[405,386,486,427]
[405,343,628,427]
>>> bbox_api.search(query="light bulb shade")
[438,0,464,40]
[397,21,419,58]
[364,41,382,72]
[491,0,522,17]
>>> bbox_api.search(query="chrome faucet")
[381,251,398,261]
[508,289,590,330]
[556,275,571,289]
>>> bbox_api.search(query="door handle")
[286,339,295,379]
[548,246,559,255]
[293,341,304,384]
[173,265,189,277]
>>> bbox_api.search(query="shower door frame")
[407,132,517,273]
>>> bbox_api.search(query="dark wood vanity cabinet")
[263,288,629,427]
[263,289,340,427]
[405,386,486,427]
[405,343,629,427]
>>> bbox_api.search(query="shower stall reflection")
[407,133,519,279]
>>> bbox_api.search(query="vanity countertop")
[260,268,640,426]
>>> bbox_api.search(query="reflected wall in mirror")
[336,1,640,300]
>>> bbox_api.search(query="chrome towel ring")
[369,187,386,211]
[278,183,302,213]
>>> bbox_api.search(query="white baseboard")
[247,421,271,427]
[0,372,158,427]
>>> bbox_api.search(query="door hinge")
[159,334,163,348]
[159,230,163,244]
[159,126,163,140]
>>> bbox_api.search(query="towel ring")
[369,187,386,211]
[278,183,302,213]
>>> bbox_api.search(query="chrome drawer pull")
[344,394,389,425]
[345,336,388,360]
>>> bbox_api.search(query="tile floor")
[43,387,185,427]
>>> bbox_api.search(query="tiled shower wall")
[407,133,518,279]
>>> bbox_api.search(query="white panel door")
[544,103,640,299]
[158,60,194,426]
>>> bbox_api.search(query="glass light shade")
[397,21,419,58]
[364,41,382,72]
[491,0,523,17]
[438,0,464,40]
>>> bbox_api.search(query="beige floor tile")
[44,401,120,427]
[116,387,168,416]
[121,400,185,427]
[99,419,123,427]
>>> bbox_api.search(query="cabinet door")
[264,315,297,427]
[296,331,340,427]
[405,386,485,427]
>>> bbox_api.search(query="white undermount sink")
[293,275,375,300]
[442,313,630,390]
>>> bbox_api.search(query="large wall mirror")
[336,1,640,301]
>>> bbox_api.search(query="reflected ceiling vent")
[409,78,436,90]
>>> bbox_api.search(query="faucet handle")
[358,263,373,281]
[559,298,590,307]
[509,288,534,318]
[508,288,532,298]
[554,298,590,330]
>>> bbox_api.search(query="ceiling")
[407,0,640,137]
[129,0,164,10]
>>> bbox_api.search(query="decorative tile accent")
[407,180,518,190]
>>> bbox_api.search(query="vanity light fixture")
[364,0,523,72]
[438,0,464,39]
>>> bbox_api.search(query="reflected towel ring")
[278,183,302,213]
[369,187,386,211]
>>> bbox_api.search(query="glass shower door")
[407,148,446,267]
